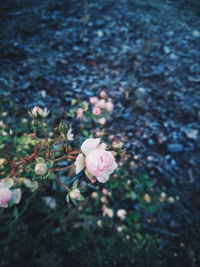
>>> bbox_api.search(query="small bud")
[29,106,50,119]
[76,108,84,118]
[112,141,123,149]
[117,209,127,220]
[35,163,47,175]
[100,90,108,99]
[69,189,82,200]
[91,192,98,198]
[168,197,175,203]
[144,193,151,203]
[98,118,106,125]
[58,121,68,136]
[117,226,124,232]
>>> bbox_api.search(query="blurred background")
[0,0,200,266]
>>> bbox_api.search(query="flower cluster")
[0,106,120,208]
[75,91,114,126]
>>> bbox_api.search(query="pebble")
[167,144,184,153]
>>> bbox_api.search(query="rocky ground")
[0,0,200,263]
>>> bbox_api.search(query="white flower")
[67,126,74,141]
[102,205,114,217]
[117,226,124,232]
[98,118,106,125]
[91,192,98,198]
[75,138,118,183]
[117,209,127,220]
[35,163,47,175]
[29,106,50,118]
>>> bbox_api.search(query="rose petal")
[81,138,100,156]
[97,142,107,150]
[75,153,85,174]
[10,189,21,204]
[0,178,14,189]
[96,173,110,183]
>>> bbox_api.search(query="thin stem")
[39,121,50,148]
[53,163,74,172]
[53,155,76,162]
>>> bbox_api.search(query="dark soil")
[0,0,200,265]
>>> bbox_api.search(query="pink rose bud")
[92,107,101,116]
[100,90,108,99]
[102,188,109,195]
[69,189,81,200]
[98,118,106,125]
[0,188,11,208]
[76,108,84,118]
[96,99,106,109]
[106,101,114,112]
[89,96,99,104]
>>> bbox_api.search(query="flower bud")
[144,193,151,203]
[112,141,123,149]
[35,163,47,175]
[117,209,127,220]
[91,192,98,198]
[98,118,106,125]
[100,90,108,99]
[29,106,50,119]
[168,197,175,203]
[69,189,81,200]
[76,108,84,118]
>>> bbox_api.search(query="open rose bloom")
[0,178,21,208]
[75,138,118,183]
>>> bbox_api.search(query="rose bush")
[0,105,121,209]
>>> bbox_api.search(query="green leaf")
[72,180,79,189]
[36,157,45,164]
[71,199,78,206]
[13,207,19,219]
[48,172,55,180]
[46,160,54,169]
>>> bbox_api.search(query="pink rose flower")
[0,178,21,208]
[106,101,114,112]
[75,138,118,183]
[76,108,84,118]
[92,107,101,116]
[96,99,106,109]
[89,96,99,104]
[0,188,11,208]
